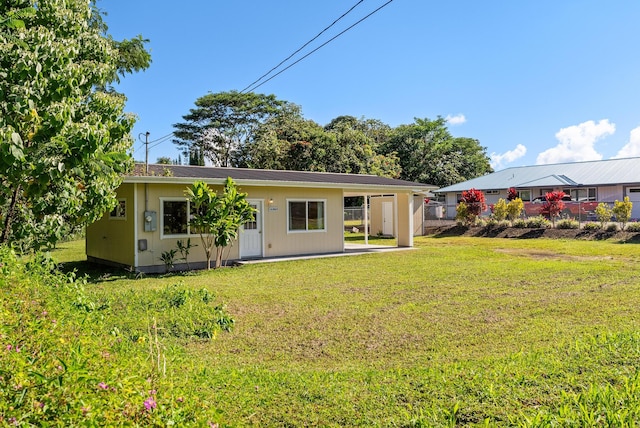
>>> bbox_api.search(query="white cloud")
[613,126,640,158]
[536,119,615,165]
[490,144,527,169]
[445,114,466,125]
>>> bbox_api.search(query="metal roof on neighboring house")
[126,164,436,193]
[436,157,640,193]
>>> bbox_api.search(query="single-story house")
[86,164,435,273]
[435,157,640,219]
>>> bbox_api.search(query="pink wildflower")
[208,422,219,428]
[98,382,109,390]
[143,397,157,411]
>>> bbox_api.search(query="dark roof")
[130,164,434,189]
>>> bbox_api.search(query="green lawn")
[38,237,640,425]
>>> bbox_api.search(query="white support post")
[363,194,369,245]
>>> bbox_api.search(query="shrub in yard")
[492,198,508,221]
[626,222,640,232]
[457,188,487,225]
[512,218,527,228]
[606,223,619,232]
[455,201,470,226]
[583,222,600,231]
[506,197,524,225]
[541,191,566,227]
[525,216,552,229]
[595,203,613,229]
[556,219,580,229]
[612,196,633,230]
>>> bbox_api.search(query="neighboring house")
[86,164,435,273]
[435,157,640,219]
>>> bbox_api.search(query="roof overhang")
[124,176,435,196]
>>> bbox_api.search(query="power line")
[243,0,395,94]
[240,0,366,93]
[148,133,175,150]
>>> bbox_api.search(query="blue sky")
[104,0,640,170]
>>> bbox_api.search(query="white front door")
[382,201,393,236]
[240,200,263,258]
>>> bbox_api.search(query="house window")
[109,199,126,220]
[570,188,596,201]
[162,199,189,237]
[288,200,326,232]
[518,190,531,202]
[485,190,500,195]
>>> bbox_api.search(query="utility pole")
[139,131,150,174]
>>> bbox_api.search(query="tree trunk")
[215,246,224,269]
[0,185,21,244]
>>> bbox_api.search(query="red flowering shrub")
[507,187,518,201]
[541,191,566,225]
[458,188,487,224]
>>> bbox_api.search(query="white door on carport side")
[382,201,393,236]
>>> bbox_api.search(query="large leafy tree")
[382,117,492,186]
[241,111,400,177]
[173,91,288,167]
[0,0,150,250]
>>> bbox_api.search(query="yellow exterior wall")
[131,183,344,269]
[86,183,136,267]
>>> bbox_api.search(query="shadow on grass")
[344,234,395,242]
[58,260,197,284]
[58,260,135,283]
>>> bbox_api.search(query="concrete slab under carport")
[235,243,417,265]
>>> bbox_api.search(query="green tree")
[612,196,633,230]
[0,0,151,250]
[173,91,288,167]
[237,103,320,171]
[323,116,400,177]
[382,117,492,186]
[186,178,256,269]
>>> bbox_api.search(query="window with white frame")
[109,199,126,220]
[288,200,326,232]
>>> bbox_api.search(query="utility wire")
[243,0,395,94]
[148,132,174,144]
[240,0,366,94]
